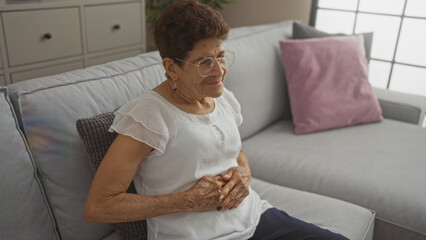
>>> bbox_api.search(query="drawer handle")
[112,24,121,31]
[43,33,52,40]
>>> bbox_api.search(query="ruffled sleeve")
[109,94,169,155]
[221,88,243,127]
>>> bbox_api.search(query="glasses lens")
[198,58,215,77]
[224,51,235,68]
[196,51,236,77]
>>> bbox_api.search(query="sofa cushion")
[251,178,375,240]
[292,22,374,62]
[7,51,165,240]
[76,111,147,240]
[0,87,59,240]
[224,20,293,139]
[242,119,426,237]
[280,35,382,134]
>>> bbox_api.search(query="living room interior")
[1,0,425,240]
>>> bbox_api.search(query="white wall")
[220,0,312,28]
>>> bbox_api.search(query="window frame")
[309,0,426,92]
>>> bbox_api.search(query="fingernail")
[217,206,222,211]
[219,195,224,201]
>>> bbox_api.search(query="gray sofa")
[1,20,425,240]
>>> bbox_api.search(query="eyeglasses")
[175,50,235,77]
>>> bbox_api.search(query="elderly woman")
[83,1,349,239]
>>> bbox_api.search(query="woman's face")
[175,38,227,100]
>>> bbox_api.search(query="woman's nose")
[210,58,225,76]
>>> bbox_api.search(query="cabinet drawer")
[11,61,84,83]
[2,8,82,66]
[85,2,141,53]
[0,75,5,86]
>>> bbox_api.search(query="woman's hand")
[218,166,251,210]
[186,176,227,212]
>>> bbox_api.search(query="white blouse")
[109,88,271,240]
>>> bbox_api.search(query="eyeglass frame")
[175,50,235,77]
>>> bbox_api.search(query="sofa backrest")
[7,52,165,240]
[0,87,60,240]
[224,21,293,139]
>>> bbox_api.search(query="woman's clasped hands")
[186,166,251,213]
[218,166,251,211]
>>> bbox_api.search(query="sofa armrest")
[373,87,426,127]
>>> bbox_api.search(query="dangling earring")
[173,79,178,92]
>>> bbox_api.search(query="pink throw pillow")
[280,35,383,134]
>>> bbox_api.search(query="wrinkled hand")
[186,176,226,212]
[219,166,251,210]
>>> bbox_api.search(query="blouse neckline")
[149,91,220,125]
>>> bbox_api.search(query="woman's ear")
[163,58,178,80]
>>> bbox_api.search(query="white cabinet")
[85,2,142,53]
[3,8,82,66]
[10,61,84,83]
[87,49,141,67]
[0,0,146,84]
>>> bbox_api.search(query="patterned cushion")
[292,22,374,62]
[76,112,147,240]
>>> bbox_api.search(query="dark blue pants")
[249,208,349,240]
